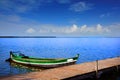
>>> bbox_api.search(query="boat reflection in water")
[10,61,44,72]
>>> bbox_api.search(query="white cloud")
[100,13,110,18]
[26,28,36,34]
[96,24,103,32]
[58,24,78,33]
[70,24,78,32]
[80,25,87,32]
[70,2,93,12]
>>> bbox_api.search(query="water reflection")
[10,61,45,72]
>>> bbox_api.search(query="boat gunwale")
[11,58,77,65]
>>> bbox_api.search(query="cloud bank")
[70,2,93,12]
[26,28,36,33]
[0,15,119,37]
[25,24,120,37]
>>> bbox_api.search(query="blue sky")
[0,0,120,37]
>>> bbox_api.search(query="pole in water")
[96,60,98,79]
[116,56,119,72]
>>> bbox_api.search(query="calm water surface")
[0,38,120,78]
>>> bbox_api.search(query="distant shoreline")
[0,36,56,38]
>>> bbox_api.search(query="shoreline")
[0,36,56,38]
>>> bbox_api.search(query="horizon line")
[0,36,119,38]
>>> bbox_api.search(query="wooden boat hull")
[9,51,79,68]
[11,59,77,68]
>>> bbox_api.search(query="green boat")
[9,51,79,68]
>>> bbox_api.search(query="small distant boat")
[8,51,79,68]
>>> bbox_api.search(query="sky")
[0,0,120,37]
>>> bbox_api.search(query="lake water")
[0,38,120,78]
